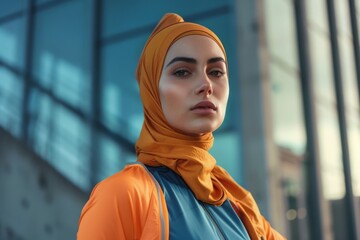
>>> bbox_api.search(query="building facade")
[0,0,359,239]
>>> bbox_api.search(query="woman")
[77,13,285,240]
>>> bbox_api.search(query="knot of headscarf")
[135,13,233,205]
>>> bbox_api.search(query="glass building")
[0,0,359,239]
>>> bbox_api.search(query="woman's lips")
[190,101,217,114]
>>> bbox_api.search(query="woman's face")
[159,35,229,136]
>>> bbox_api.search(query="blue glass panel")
[0,17,26,70]
[28,89,91,189]
[35,0,55,6]
[102,0,231,39]
[210,132,242,184]
[32,0,92,113]
[97,134,137,181]
[101,35,145,142]
[0,67,23,137]
[0,0,26,18]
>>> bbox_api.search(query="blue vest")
[145,165,251,240]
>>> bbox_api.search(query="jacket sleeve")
[77,165,168,240]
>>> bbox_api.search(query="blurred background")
[0,0,359,239]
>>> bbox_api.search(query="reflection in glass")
[334,0,352,37]
[265,1,309,238]
[309,32,336,103]
[270,63,306,154]
[0,0,26,18]
[0,17,25,70]
[32,0,92,113]
[0,67,23,137]
[101,0,228,39]
[338,37,359,110]
[264,0,299,70]
[101,35,145,143]
[28,90,91,189]
[305,0,328,32]
[98,134,137,182]
[316,102,345,200]
[210,132,241,184]
[347,113,360,196]
[35,0,54,6]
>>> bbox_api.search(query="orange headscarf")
[135,13,246,206]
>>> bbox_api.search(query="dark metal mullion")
[21,0,35,142]
[294,0,325,239]
[348,0,360,114]
[89,0,102,189]
[326,0,359,239]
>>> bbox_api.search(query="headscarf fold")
[135,13,245,206]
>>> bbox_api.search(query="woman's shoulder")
[77,163,163,239]
[90,163,157,201]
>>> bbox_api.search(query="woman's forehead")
[164,35,225,63]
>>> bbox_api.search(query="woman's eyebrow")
[165,57,197,68]
[165,56,226,68]
[208,57,226,64]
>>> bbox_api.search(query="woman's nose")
[195,74,213,96]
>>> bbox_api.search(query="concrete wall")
[0,128,88,240]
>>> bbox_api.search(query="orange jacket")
[77,164,286,240]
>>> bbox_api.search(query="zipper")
[200,202,226,240]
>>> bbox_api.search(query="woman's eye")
[173,69,190,77]
[209,70,224,78]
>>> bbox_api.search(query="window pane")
[316,103,345,199]
[347,112,360,196]
[305,0,329,32]
[265,2,309,238]
[0,67,23,137]
[98,133,136,182]
[32,1,93,113]
[270,63,306,154]
[316,102,352,239]
[309,32,336,103]
[0,17,26,70]
[210,132,242,184]
[28,90,91,189]
[35,0,54,6]
[101,35,144,143]
[265,0,299,70]
[102,0,230,39]
[334,0,352,37]
[0,0,26,18]
[338,38,359,110]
